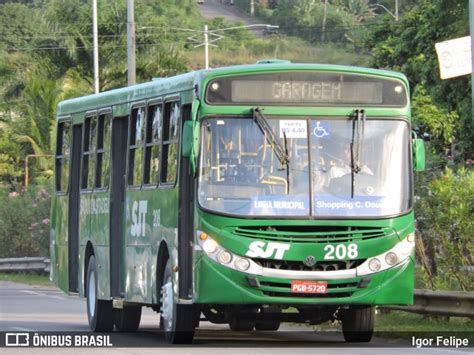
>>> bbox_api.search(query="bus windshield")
[198,117,410,217]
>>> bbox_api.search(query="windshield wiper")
[251,107,290,167]
[350,109,366,197]
[251,107,290,192]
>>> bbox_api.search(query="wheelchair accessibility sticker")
[312,121,330,138]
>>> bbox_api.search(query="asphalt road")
[1,281,472,354]
[198,0,259,25]
[197,0,267,38]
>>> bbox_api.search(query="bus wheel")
[255,305,281,331]
[86,255,114,332]
[114,306,142,332]
[228,307,257,331]
[160,258,196,344]
[341,306,375,342]
[229,319,255,331]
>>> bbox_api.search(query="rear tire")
[255,305,280,331]
[341,306,375,342]
[229,319,255,331]
[114,306,142,332]
[229,307,258,331]
[160,258,197,344]
[86,256,114,332]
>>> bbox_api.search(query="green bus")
[50,61,425,344]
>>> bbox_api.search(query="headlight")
[218,250,232,264]
[385,252,398,265]
[368,258,381,272]
[357,234,415,276]
[235,257,250,271]
[197,231,253,273]
[202,238,218,254]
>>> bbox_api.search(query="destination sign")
[205,72,407,107]
[232,80,382,104]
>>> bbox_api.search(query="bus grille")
[252,258,365,271]
[231,225,390,243]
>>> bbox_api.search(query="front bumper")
[194,253,414,305]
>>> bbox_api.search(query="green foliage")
[0,186,52,258]
[412,84,458,155]
[364,0,472,161]
[0,127,23,188]
[416,168,474,291]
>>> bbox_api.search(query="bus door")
[110,116,128,297]
[178,104,193,299]
[68,123,82,293]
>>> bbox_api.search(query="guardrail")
[381,289,474,318]
[0,257,50,273]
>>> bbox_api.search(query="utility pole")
[204,25,209,69]
[470,0,474,122]
[127,0,136,86]
[321,0,328,42]
[92,0,99,94]
[395,0,399,22]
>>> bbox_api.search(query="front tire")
[341,306,375,342]
[86,255,114,332]
[160,258,197,344]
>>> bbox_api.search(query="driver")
[329,145,373,179]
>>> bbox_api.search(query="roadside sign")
[435,36,472,79]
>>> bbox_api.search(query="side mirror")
[413,137,426,172]
[181,99,201,175]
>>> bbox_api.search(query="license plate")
[291,280,328,294]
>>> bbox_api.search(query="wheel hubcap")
[161,278,174,331]
[88,272,96,317]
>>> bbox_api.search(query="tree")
[364,0,471,161]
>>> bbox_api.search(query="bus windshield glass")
[198,117,410,217]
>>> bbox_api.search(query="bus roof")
[57,62,408,118]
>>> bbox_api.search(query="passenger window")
[128,107,146,186]
[55,120,71,192]
[81,115,98,190]
[144,104,162,185]
[161,101,180,184]
[96,113,111,188]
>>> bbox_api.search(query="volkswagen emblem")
[304,255,316,267]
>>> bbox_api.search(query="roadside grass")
[311,310,474,335]
[375,310,474,333]
[185,35,370,68]
[0,272,52,287]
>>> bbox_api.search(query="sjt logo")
[245,241,290,259]
[131,200,147,237]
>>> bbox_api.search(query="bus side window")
[96,112,111,188]
[81,115,98,190]
[55,120,71,192]
[128,106,146,186]
[160,101,180,185]
[144,104,162,185]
